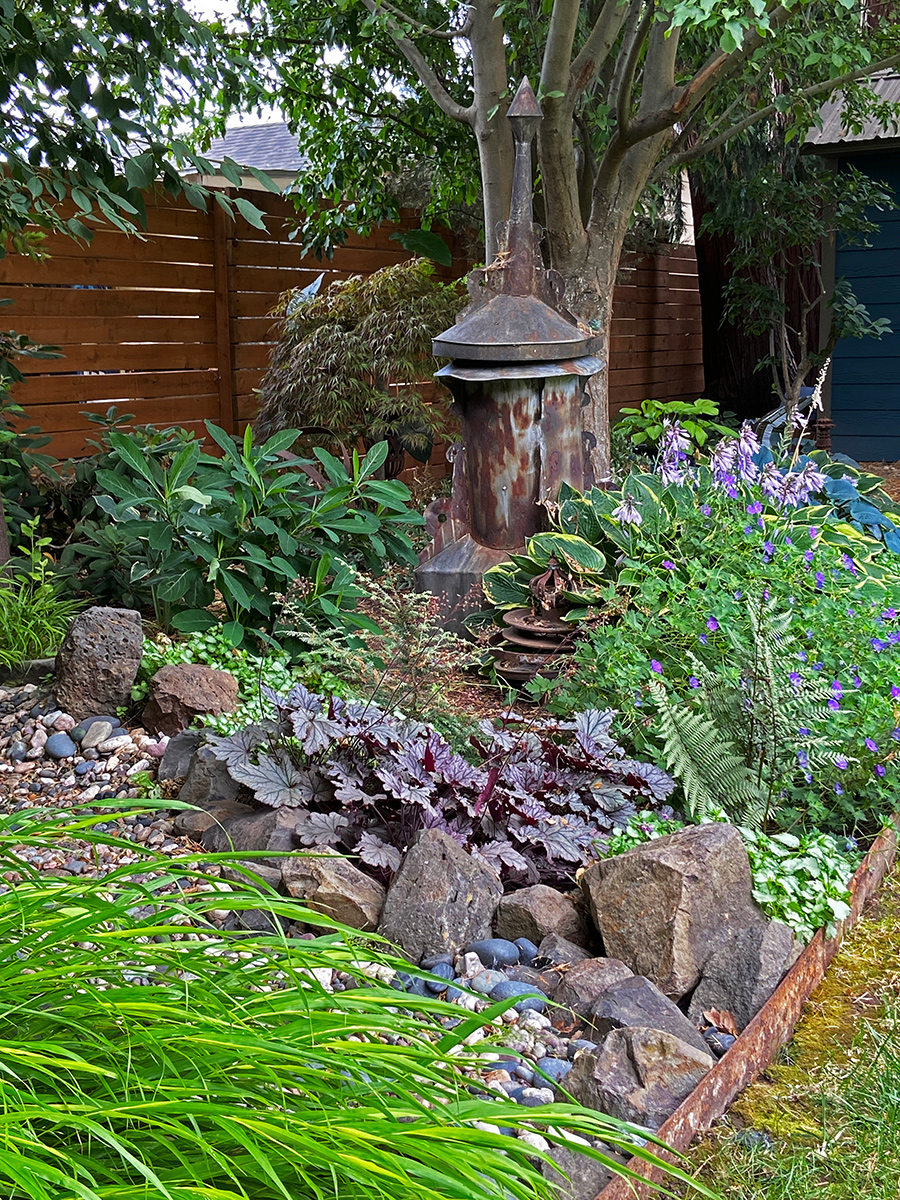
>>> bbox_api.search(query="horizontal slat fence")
[609,244,705,417]
[2,188,703,460]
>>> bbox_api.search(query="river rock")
[44,732,78,759]
[495,884,590,946]
[465,937,520,968]
[219,860,284,890]
[158,729,204,782]
[579,822,770,998]
[282,847,386,931]
[566,1027,715,1129]
[377,829,502,960]
[590,975,711,1057]
[81,720,114,750]
[55,607,143,720]
[142,663,239,737]
[688,920,800,1032]
[554,957,634,1017]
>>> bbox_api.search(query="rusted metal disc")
[502,607,572,635]
[502,628,576,652]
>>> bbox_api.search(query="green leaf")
[222,620,245,646]
[170,609,218,633]
[234,196,267,230]
[389,229,452,266]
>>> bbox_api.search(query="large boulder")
[158,730,205,783]
[55,607,143,720]
[590,975,712,1057]
[282,848,386,931]
[688,920,799,1032]
[540,1143,630,1200]
[495,884,590,947]
[579,823,769,998]
[142,663,238,737]
[378,829,502,960]
[566,1027,715,1129]
[178,745,243,810]
[554,957,633,1018]
[173,798,255,837]
[200,808,299,866]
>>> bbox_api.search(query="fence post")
[211,194,236,433]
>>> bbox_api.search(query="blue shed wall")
[831,151,900,461]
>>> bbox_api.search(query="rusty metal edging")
[594,821,899,1200]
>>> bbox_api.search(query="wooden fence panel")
[2,185,703,457]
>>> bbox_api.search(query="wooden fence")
[1,187,703,459]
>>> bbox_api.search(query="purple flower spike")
[650,660,663,674]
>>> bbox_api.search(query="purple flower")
[661,559,676,570]
[611,495,643,526]
[892,685,900,699]
[706,617,719,632]
[736,424,762,483]
[876,764,887,777]
[763,588,770,600]
[789,672,802,685]
[744,526,754,536]
[763,540,775,556]
[699,633,707,645]
[650,660,663,674]
[872,638,888,651]
[890,631,900,644]
[747,501,763,515]
[785,536,793,546]
[805,549,815,563]
[827,698,841,710]
[884,608,898,619]
[689,676,700,689]
[834,782,844,795]
[841,554,858,577]
[836,756,848,770]
[893,729,900,742]
[812,662,824,671]
[734,590,742,600]
[831,680,843,695]
[815,572,825,590]
[797,749,809,767]
[853,675,862,687]
[659,420,692,486]
[866,738,879,752]
[809,527,818,538]
[701,503,712,517]
[798,651,808,662]
[799,727,811,737]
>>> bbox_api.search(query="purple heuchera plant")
[204,684,675,884]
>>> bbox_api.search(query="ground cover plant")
[0,516,82,670]
[485,419,900,840]
[0,805,710,1200]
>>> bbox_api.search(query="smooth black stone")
[445,985,464,1002]
[514,937,540,964]
[513,1063,534,1083]
[420,953,455,970]
[74,761,95,776]
[703,1029,737,1058]
[509,1088,552,1107]
[536,1056,572,1084]
[7,741,27,763]
[465,938,521,969]
[31,783,42,793]
[45,732,78,759]
[489,980,547,1013]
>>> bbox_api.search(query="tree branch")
[370,0,473,39]
[669,51,900,167]
[568,0,636,103]
[540,0,581,104]
[360,0,475,125]
[610,1,654,141]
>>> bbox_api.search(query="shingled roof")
[805,73,900,153]
[205,121,307,173]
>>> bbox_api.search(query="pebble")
[465,938,521,969]
[471,969,509,994]
[536,1056,573,1085]
[74,762,95,777]
[96,735,133,755]
[45,733,78,759]
[7,741,26,763]
[514,937,540,964]
[424,961,455,993]
[490,980,548,1013]
[81,721,114,750]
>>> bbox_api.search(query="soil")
[860,461,900,503]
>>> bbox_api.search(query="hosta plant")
[204,684,675,884]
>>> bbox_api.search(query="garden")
[4,0,900,1197]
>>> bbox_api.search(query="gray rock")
[80,720,114,750]
[688,920,800,1032]
[173,799,255,837]
[219,860,284,891]
[567,1027,714,1129]
[580,823,769,998]
[377,829,502,961]
[55,607,143,721]
[489,979,547,1013]
[506,964,563,997]
[590,975,711,1057]
[540,1144,625,1200]
[178,746,243,809]
[7,740,26,762]
[200,809,299,866]
[554,957,634,1017]
[44,732,78,759]
[142,663,238,737]
[538,933,593,966]
[465,937,520,968]
[496,884,589,946]
[158,730,204,782]
[470,969,508,994]
[282,848,386,931]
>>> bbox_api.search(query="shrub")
[203,684,675,885]
[0,806,703,1200]
[0,516,82,669]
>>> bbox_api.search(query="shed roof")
[806,72,900,154]
[205,121,306,172]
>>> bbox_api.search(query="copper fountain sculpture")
[416,77,605,620]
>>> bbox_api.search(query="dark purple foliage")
[204,688,675,885]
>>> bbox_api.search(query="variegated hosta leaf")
[227,753,327,808]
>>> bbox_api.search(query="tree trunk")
[469,0,514,262]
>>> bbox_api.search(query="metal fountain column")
[416,77,605,615]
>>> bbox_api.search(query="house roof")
[806,72,900,154]
[205,120,306,173]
